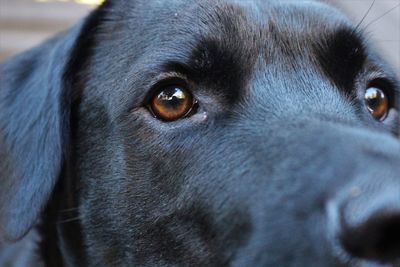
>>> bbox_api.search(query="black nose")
[338,188,400,263]
[340,208,400,262]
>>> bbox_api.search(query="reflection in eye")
[364,87,389,121]
[149,86,195,121]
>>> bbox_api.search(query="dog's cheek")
[73,94,254,266]
[74,134,190,265]
[70,102,133,265]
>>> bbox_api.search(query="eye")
[364,87,389,121]
[149,85,196,121]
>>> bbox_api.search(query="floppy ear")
[0,18,90,241]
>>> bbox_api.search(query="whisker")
[363,3,400,30]
[57,216,82,224]
[374,40,400,42]
[58,207,80,213]
[355,0,376,31]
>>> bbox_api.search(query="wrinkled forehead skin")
[71,1,400,267]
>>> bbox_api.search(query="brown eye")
[364,87,389,121]
[149,85,195,121]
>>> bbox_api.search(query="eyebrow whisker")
[355,0,376,31]
[362,3,400,31]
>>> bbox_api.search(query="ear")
[0,16,92,241]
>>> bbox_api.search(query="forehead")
[90,0,366,111]
[118,0,353,39]
[111,0,354,49]
[107,0,360,74]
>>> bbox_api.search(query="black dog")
[1,0,399,266]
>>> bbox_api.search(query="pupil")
[160,87,185,109]
[366,97,379,109]
[365,88,383,109]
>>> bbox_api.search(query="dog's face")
[1,0,399,266]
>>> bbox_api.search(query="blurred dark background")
[0,0,399,74]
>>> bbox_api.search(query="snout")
[232,120,400,266]
[341,206,400,263]
[329,171,400,264]
[323,130,400,265]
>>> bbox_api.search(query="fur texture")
[0,0,399,266]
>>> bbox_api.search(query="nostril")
[340,210,400,263]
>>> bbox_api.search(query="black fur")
[0,0,399,266]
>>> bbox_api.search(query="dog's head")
[1,0,399,266]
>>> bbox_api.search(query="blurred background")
[0,0,399,74]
